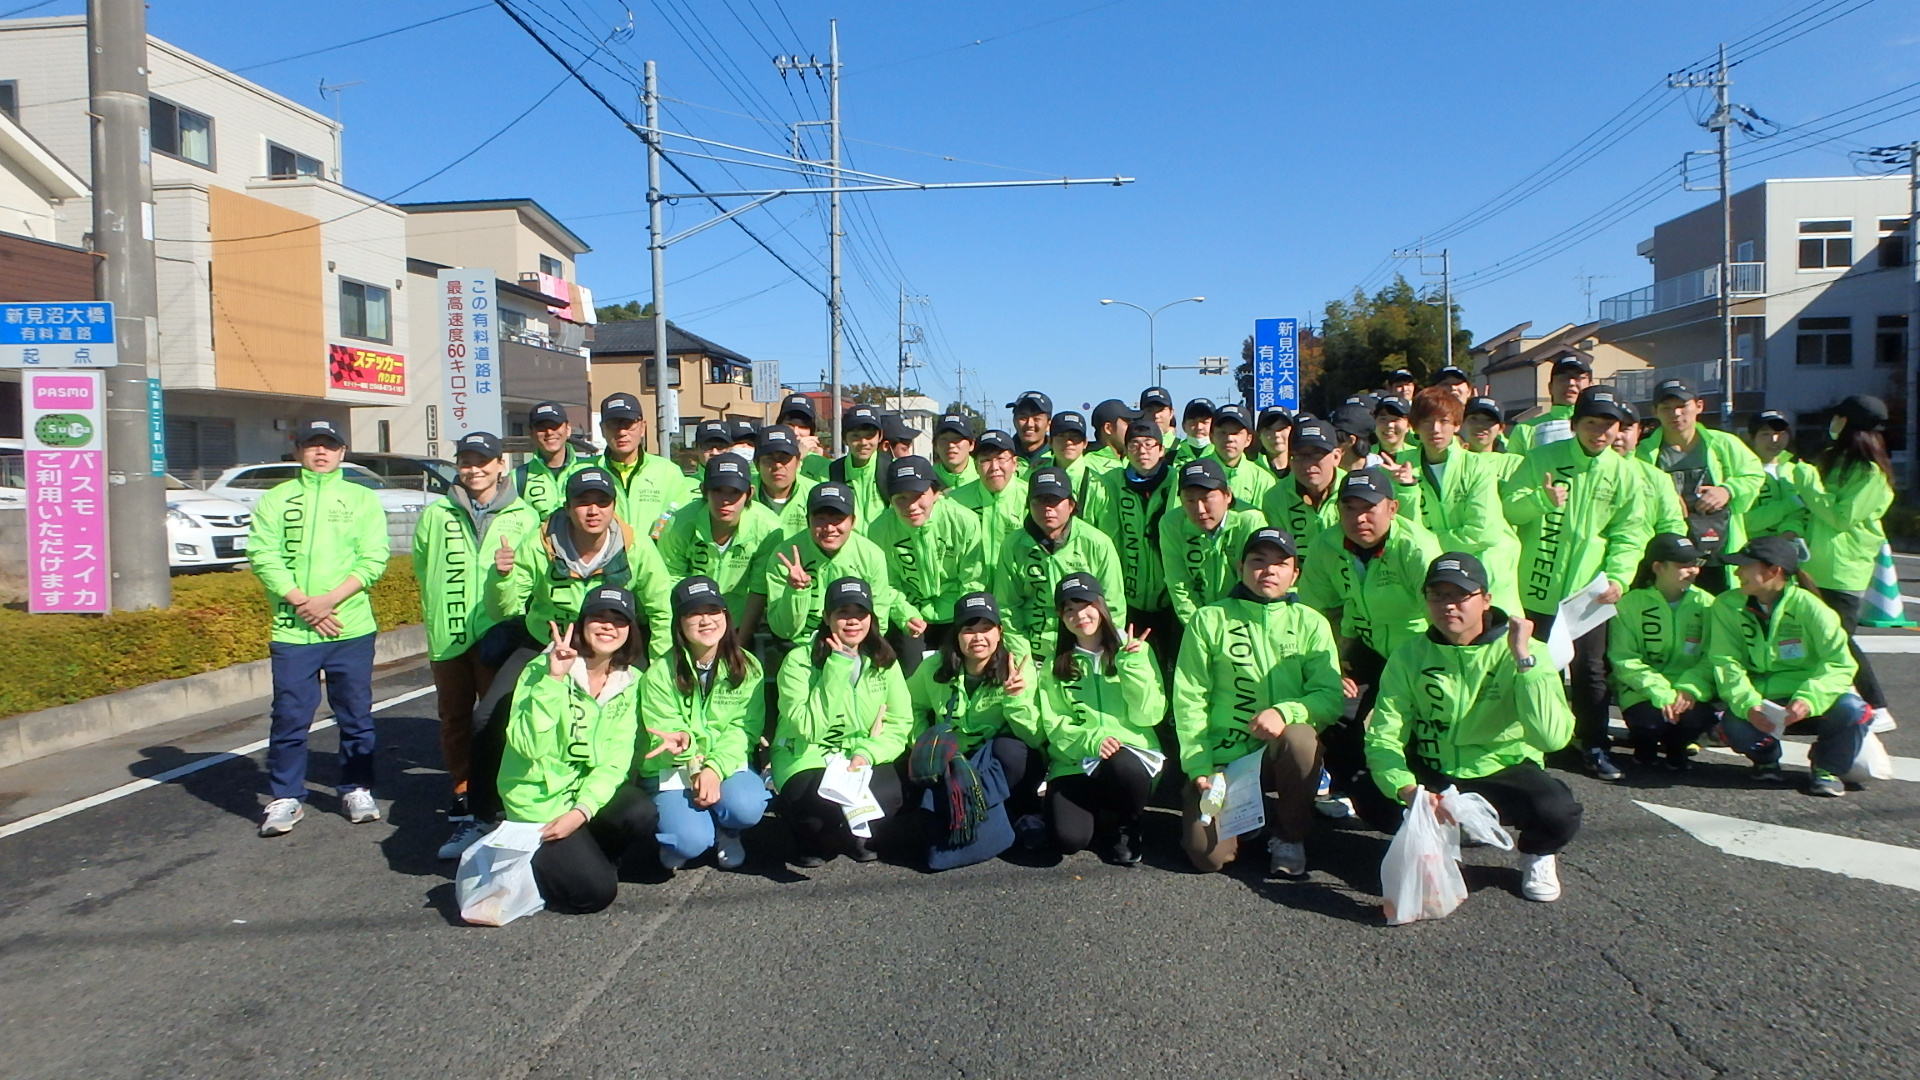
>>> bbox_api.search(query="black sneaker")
[1105,826,1143,867]
[1752,761,1788,784]
[848,836,879,863]
[790,852,826,869]
[1664,751,1693,772]
[1586,747,1624,782]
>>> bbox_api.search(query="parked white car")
[166,475,252,570]
[205,461,432,515]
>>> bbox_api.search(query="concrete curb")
[0,624,427,771]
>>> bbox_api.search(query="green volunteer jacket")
[1803,462,1892,592]
[756,473,820,539]
[1391,445,1524,615]
[492,514,673,654]
[1035,645,1164,780]
[932,457,976,490]
[1365,615,1575,801]
[1608,584,1715,712]
[1706,582,1857,718]
[635,651,765,781]
[905,644,1043,754]
[657,498,784,618]
[949,475,1028,570]
[410,489,540,661]
[1626,455,1688,539]
[1220,454,1276,509]
[757,529,910,642]
[514,448,588,519]
[865,496,987,625]
[826,452,889,533]
[800,452,832,481]
[248,466,390,646]
[1504,403,1573,458]
[1634,426,1765,554]
[1297,516,1441,659]
[592,451,696,542]
[1744,455,1816,541]
[498,658,640,824]
[1502,437,1649,613]
[1260,472,1344,562]
[1083,445,1126,477]
[771,646,914,788]
[1160,506,1268,622]
[992,518,1129,657]
[1084,464,1176,614]
[1171,588,1344,781]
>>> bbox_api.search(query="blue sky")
[23,1,1920,425]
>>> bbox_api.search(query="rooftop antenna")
[318,78,364,182]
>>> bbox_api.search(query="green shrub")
[0,559,421,718]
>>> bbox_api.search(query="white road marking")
[1694,740,1920,782]
[0,684,437,842]
[1856,635,1920,653]
[1636,801,1920,893]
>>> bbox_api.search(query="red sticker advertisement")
[328,344,406,396]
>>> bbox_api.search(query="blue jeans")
[267,633,378,800]
[1722,693,1868,776]
[651,770,770,860]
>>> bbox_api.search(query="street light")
[1100,296,1205,385]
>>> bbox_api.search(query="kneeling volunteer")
[1609,533,1718,769]
[638,576,770,870]
[1710,535,1868,797]
[1173,528,1344,877]
[1037,573,1166,866]
[498,587,656,915]
[1365,553,1582,903]
[772,577,914,865]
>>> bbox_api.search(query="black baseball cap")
[757,424,801,458]
[1212,404,1252,431]
[295,418,346,446]
[1724,534,1803,573]
[954,591,1002,626]
[693,419,732,447]
[1257,407,1294,431]
[1330,400,1375,439]
[670,576,726,616]
[886,455,936,494]
[934,413,974,439]
[1654,378,1697,404]
[844,404,882,432]
[1179,458,1230,491]
[1051,411,1088,439]
[1291,420,1339,454]
[454,431,503,460]
[728,419,760,445]
[567,468,616,502]
[1424,552,1489,593]
[1028,465,1074,500]
[776,393,817,425]
[882,414,920,443]
[824,576,874,614]
[1141,386,1174,411]
[1835,394,1889,431]
[1242,526,1299,561]
[580,585,638,623]
[1374,395,1410,418]
[1183,398,1216,422]
[1646,532,1704,564]
[1387,368,1415,384]
[1465,396,1503,422]
[1007,390,1052,416]
[528,401,569,429]
[1748,409,1791,434]
[1551,355,1593,377]
[808,481,856,517]
[1574,386,1634,425]
[1338,467,1396,505]
[702,452,752,493]
[1433,366,1471,386]
[1056,572,1104,605]
[1125,418,1163,443]
[973,429,1016,456]
[1092,398,1139,432]
[600,392,643,422]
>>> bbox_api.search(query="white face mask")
[1829,416,1847,440]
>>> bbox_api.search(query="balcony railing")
[1614,358,1764,403]
[1596,262,1765,323]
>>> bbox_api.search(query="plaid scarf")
[908,720,988,849]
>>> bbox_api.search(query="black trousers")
[467,641,544,822]
[1408,760,1583,856]
[1048,750,1153,854]
[528,784,658,915]
[1622,701,1719,759]
[1527,610,1611,752]
[1820,588,1887,709]
[779,762,906,858]
[1325,643,1387,793]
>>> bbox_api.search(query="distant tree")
[941,401,987,434]
[1305,275,1468,415]
[597,300,654,322]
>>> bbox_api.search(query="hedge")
[0,558,421,718]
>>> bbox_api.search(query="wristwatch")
[1514,654,1537,671]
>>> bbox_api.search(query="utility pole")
[1391,241,1453,371]
[828,21,843,452]
[895,285,926,412]
[90,0,170,610]
[644,60,673,452]
[1673,46,1736,423]
[1575,271,1614,321]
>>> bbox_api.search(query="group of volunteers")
[246,360,1895,915]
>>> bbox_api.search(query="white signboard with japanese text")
[0,301,118,368]
[438,269,502,440]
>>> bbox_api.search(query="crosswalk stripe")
[1635,800,1920,893]
[1695,741,1920,782]
[1855,636,1920,653]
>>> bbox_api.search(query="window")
[642,359,683,389]
[0,81,17,123]
[1798,220,1852,270]
[1734,239,1755,262]
[1879,217,1912,269]
[1878,315,1908,367]
[1796,316,1852,366]
[149,97,213,167]
[227,464,299,490]
[267,143,322,180]
[539,254,563,277]
[339,279,391,343]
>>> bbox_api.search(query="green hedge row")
[0,559,421,718]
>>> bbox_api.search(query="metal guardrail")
[1614,359,1763,403]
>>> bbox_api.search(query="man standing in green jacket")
[929,413,978,489]
[775,392,833,481]
[867,455,986,669]
[950,430,1028,569]
[751,424,818,537]
[1505,355,1592,457]
[249,419,391,837]
[1209,404,1276,509]
[657,453,783,622]
[514,401,586,518]
[1641,378,1764,591]
[591,391,696,542]
[828,403,890,530]
[757,481,911,644]
[1366,552,1580,903]
[1161,457,1267,624]
[992,465,1127,658]
[1085,418,1177,653]
[1261,418,1344,561]
[1743,410,1815,539]
[412,430,541,857]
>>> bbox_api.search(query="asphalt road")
[4,603,1919,1078]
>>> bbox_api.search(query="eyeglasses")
[1423,589,1486,609]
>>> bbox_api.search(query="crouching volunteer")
[905,591,1047,867]
[498,587,656,915]
[1711,536,1868,797]
[248,419,390,838]
[412,431,540,858]
[1038,573,1165,866]
[1609,534,1718,770]
[1365,553,1582,903]
[772,578,914,866]
[1173,528,1343,878]
[637,577,769,871]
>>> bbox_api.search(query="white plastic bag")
[1380,785,1468,926]
[456,821,546,927]
[1848,732,1895,782]
[1439,787,1514,851]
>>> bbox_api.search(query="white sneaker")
[437,818,488,860]
[1267,837,1307,878]
[714,827,746,870]
[1519,853,1562,902]
[342,789,380,824]
[259,798,304,837]
[1870,707,1898,734]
